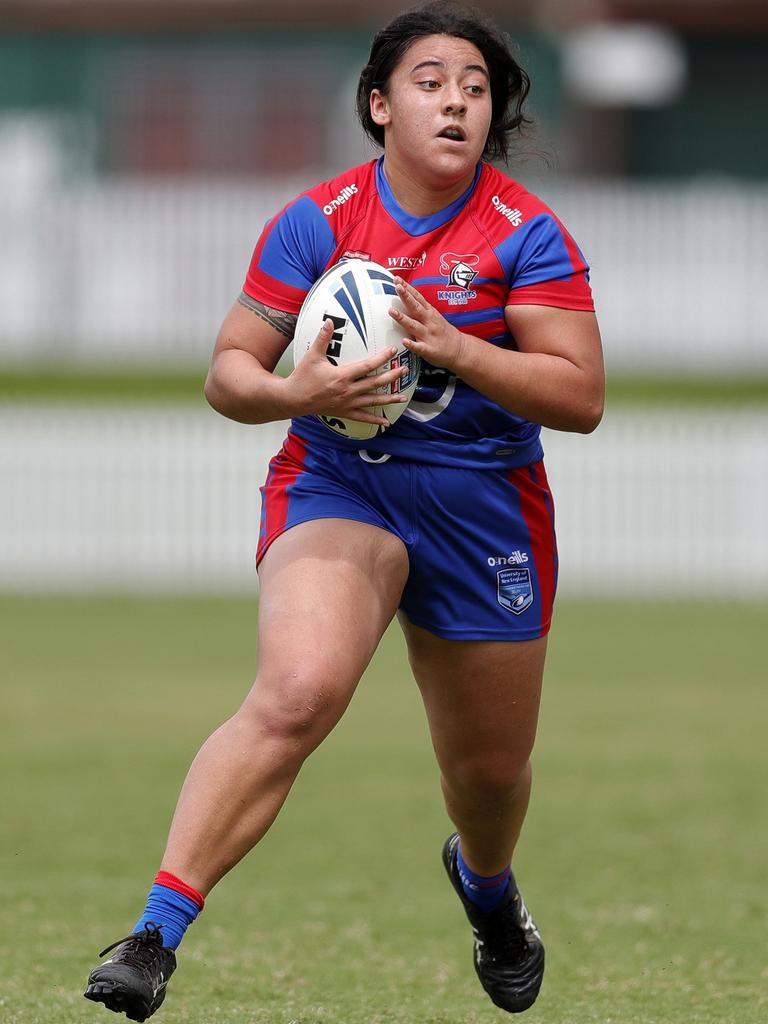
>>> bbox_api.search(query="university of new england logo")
[497,567,534,615]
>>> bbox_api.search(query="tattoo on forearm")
[237,292,298,339]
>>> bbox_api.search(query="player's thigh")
[248,518,409,730]
[401,616,547,788]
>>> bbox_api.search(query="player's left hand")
[389,277,466,372]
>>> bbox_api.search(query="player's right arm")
[204,294,403,427]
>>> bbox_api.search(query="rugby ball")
[292,258,421,440]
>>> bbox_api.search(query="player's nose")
[442,83,466,115]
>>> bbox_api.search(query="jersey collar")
[375,156,482,237]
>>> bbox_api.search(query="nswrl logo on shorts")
[497,567,534,614]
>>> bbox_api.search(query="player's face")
[370,34,492,190]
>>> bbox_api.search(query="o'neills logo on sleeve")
[491,195,523,227]
[323,184,358,216]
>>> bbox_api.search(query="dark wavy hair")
[356,0,532,163]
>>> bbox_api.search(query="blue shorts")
[257,432,558,642]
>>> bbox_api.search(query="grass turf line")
[2,365,768,407]
[1,596,766,1023]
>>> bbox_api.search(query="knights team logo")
[497,567,534,615]
[438,252,479,306]
[440,252,479,288]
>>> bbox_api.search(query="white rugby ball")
[292,258,421,440]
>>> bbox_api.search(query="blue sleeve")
[494,213,589,289]
[248,195,337,299]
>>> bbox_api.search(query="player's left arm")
[390,279,604,433]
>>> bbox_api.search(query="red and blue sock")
[457,843,511,912]
[133,871,205,950]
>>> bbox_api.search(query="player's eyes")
[416,78,485,94]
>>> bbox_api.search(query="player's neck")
[380,156,477,217]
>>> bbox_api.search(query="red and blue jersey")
[243,157,594,469]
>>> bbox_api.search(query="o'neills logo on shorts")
[487,551,529,567]
[323,184,358,216]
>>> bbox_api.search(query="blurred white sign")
[562,23,687,106]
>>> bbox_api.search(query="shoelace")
[98,922,165,960]
[484,900,527,961]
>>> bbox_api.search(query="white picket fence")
[1,405,766,596]
[1,177,767,371]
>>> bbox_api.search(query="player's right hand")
[285,319,409,426]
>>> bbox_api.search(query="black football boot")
[84,922,176,1022]
[442,832,545,1013]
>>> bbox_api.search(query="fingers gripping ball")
[293,259,421,440]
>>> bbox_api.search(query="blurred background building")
[1,0,766,593]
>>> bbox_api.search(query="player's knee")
[448,754,531,803]
[239,672,344,749]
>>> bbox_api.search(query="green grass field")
[3,365,768,407]
[1,596,766,1024]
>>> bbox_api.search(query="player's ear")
[370,89,391,127]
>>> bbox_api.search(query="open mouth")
[437,126,466,142]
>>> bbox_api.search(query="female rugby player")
[85,2,604,1018]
